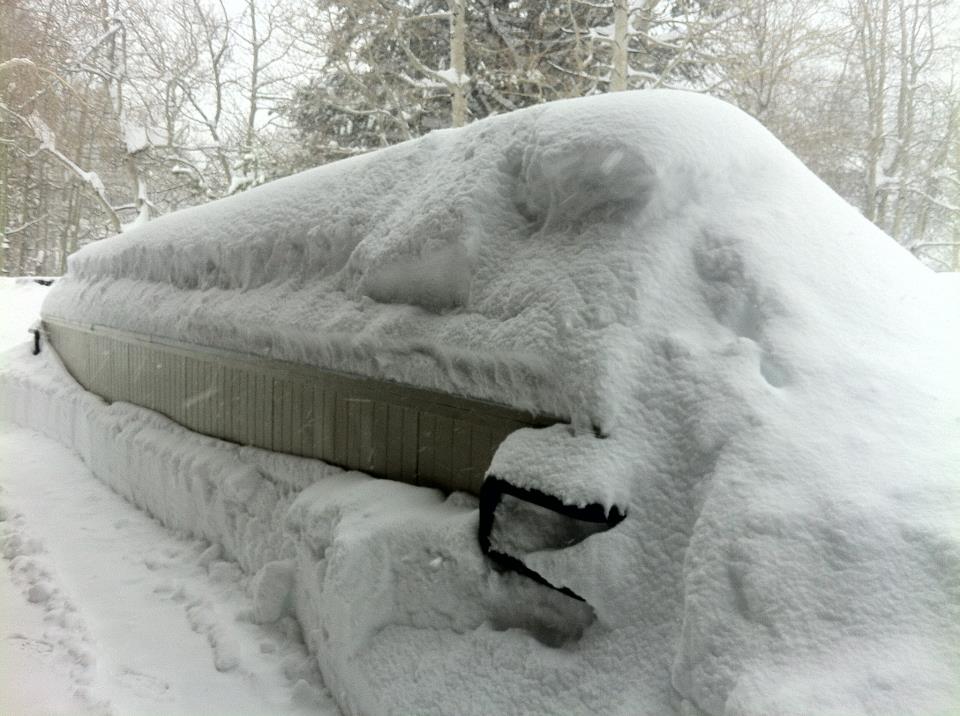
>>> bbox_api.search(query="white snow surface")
[14,90,960,713]
[0,280,337,715]
[0,278,47,349]
[0,424,337,716]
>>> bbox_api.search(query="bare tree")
[2,1,126,273]
[844,0,956,252]
[231,0,319,189]
[715,0,957,269]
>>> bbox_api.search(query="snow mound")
[0,278,48,351]
[33,91,960,713]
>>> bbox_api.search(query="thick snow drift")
[33,91,960,713]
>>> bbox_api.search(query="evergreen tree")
[283,0,724,168]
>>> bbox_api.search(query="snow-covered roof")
[42,90,960,713]
[43,91,942,418]
[35,93,809,418]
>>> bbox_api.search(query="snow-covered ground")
[3,90,960,715]
[0,279,337,715]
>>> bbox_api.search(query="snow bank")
[21,91,960,713]
[0,277,48,350]
[1,344,594,714]
[0,423,336,715]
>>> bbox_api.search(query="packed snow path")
[0,426,336,716]
[0,281,335,715]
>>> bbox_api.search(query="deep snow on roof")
[41,90,877,421]
[42,91,960,713]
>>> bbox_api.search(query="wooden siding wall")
[43,319,557,495]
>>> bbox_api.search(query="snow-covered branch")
[1,105,121,232]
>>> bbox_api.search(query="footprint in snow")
[6,634,55,656]
[115,667,172,699]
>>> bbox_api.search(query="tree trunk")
[0,138,8,275]
[610,0,629,91]
[15,161,32,275]
[449,0,468,127]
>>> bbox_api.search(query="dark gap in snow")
[479,475,627,601]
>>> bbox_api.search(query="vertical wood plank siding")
[43,319,558,495]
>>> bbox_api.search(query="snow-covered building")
[24,90,960,714]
